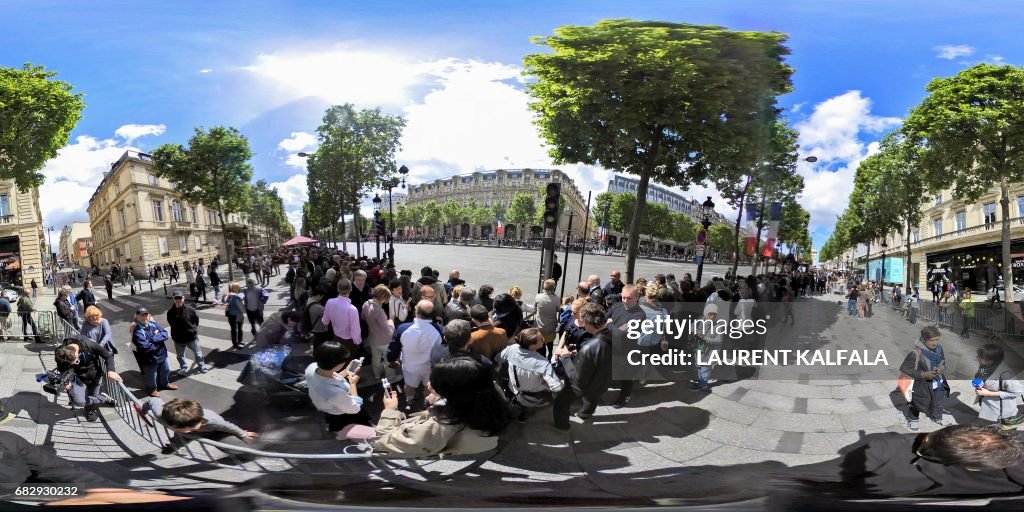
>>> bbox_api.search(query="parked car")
[987,284,1024,303]
[1,288,18,303]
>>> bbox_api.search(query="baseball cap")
[172,290,184,298]
[135,307,150,316]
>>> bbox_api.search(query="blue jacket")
[132,321,169,364]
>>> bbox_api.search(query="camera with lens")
[36,369,73,395]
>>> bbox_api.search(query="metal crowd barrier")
[0,311,61,343]
[878,289,1024,338]
[54,318,503,478]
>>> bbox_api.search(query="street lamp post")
[372,194,382,260]
[695,197,715,287]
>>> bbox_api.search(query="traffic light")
[373,212,384,235]
[543,182,561,230]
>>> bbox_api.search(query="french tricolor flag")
[762,202,783,257]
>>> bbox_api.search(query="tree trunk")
[864,242,871,284]
[731,176,752,283]
[750,190,768,275]
[217,205,234,283]
[624,170,651,284]
[905,216,913,290]
[1001,178,1013,301]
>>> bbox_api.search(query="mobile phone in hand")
[346,357,364,374]
[382,377,393,395]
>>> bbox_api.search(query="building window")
[912,227,919,243]
[955,210,966,231]
[0,194,9,217]
[119,208,127,230]
[153,200,164,222]
[149,174,158,186]
[115,183,121,194]
[158,236,169,257]
[178,235,188,253]
[933,218,943,237]
[984,202,997,226]
[194,235,202,251]
[191,206,198,223]
[123,242,131,260]
[1018,195,1024,219]
[171,201,183,222]
[934,194,942,206]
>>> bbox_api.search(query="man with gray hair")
[400,300,443,408]
[444,287,475,324]
[587,274,605,307]
[442,319,473,358]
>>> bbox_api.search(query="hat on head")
[135,307,150,316]
[172,290,184,298]
[421,266,433,277]
[246,277,257,285]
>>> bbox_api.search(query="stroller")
[238,345,315,403]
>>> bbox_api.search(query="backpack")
[259,288,269,304]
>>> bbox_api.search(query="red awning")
[282,235,319,247]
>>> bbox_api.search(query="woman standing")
[362,285,395,381]
[973,343,1024,428]
[291,277,308,312]
[900,325,949,431]
[846,285,858,317]
[856,284,867,319]
[223,283,246,349]
[17,290,39,342]
[908,286,920,325]
[959,288,976,339]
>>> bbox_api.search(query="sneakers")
[907,419,920,432]
[161,444,178,455]
[174,368,189,377]
[197,365,210,374]
[689,383,711,392]
[931,416,944,426]
[97,393,115,407]
[612,395,631,409]
[575,411,593,420]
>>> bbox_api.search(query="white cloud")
[39,135,135,231]
[113,123,166,144]
[790,102,806,113]
[794,91,902,238]
[199,68,213,74]
[277,131,316,152]
[935,44,975,60]
[986,55,1006,64]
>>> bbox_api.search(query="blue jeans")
[174,337,206,370]
[68,375,104,408]
[142,359,170,393]
[847,299,856,316]
[696,364,713,389]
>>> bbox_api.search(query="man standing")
[243,277,268,339]
[321,278,362,356]
[587,274,605,306]
[444,287,475,324]
[78,279,97,311]
[30,278,38,299]
[550,255,563,286]
[534,279,561,348]
[103,275,113,300]
[603,270,625,298]
[167,290,209,376]
[400,300,443,409]
[131,307,177,397]
[607,285,647,407]
[553,303,614,430]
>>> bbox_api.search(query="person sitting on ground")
[497,328,564,421]
[144,397,257,454]
[372,357,512,457]
[304,339,371,433]
[255,310,304,346]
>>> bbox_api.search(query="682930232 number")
[12,485,79,497]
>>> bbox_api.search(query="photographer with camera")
[54,336,120,422]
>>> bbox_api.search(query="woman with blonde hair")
[508,285,535,315]
[79,305,122,382]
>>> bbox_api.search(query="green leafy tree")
[904,63,1024,291]
[0,63,86,190]
[777,201,811,255]
[593,192,614,230]
[525,20,793,282]
[708,223,736,258]
[607,193,636,234]
[421,200,442,237]
[152,126,253,281]
[669,211,696,245]
[470,203,494,236]
[441,199,466,239]
[305,104,404,255]
[507,192,537,239]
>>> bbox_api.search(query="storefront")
[925,240,1024,293]
[0,236,22,286]
[866,256,905,286]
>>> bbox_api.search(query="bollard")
[149,280,154,293]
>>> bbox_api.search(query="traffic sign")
[696,228,707,245]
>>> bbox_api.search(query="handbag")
[897,348,922,403]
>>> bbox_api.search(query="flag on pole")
[744,206,758,255]
[762,202,783,257]
[496,219,504,236]
[599,226,608,241]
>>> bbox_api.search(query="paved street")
[2,247,1022,505]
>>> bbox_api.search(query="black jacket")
[789,432,1024,497]
[53,299,74,322]
[568,327,613,403]
[77,288,96,308]
[166,304,200,343]
[443,300,471,324]
[57,337,117,385]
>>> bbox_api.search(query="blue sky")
[3,0,1020,256]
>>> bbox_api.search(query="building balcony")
[0,215,14,226]
[907,216,1024,252]
[173,220,193,232]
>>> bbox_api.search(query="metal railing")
[878,289,1024,338]
[57,318,502,478]
[0,311,61,343]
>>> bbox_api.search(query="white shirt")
[304,363,363,415]
[400,318,441,369]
